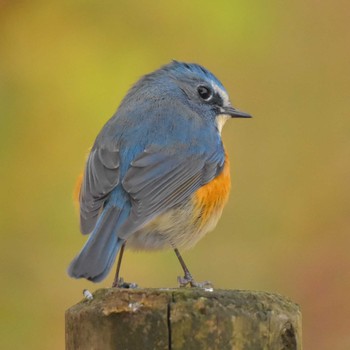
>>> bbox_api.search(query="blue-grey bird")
[68,61,251,287]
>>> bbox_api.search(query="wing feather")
[118,147,224,239]
[79,145,120,234]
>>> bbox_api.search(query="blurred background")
[1,0,349,349]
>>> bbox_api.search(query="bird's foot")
[112,277,138,289]
[177,275,213,290]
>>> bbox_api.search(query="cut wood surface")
[66,288,302,350]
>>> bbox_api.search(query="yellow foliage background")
[1,1,349,349]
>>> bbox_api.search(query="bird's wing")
[118,144,224,239]
[79,145,120,234]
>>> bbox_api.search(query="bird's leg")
[112,241,137,288]
[174,248,212,289]
[112,242,125,287]
[174,247,193,284]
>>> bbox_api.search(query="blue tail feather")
[68,206,127,282]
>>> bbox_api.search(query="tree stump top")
[66,288,302,350]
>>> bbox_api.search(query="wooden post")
[66,288,302,350]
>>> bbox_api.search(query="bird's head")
[161,61,252,132]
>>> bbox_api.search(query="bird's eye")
[197,85,213,101]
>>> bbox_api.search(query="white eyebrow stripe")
[212,83,230,106]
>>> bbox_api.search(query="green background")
[1,1,349,349]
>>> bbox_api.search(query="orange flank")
[73,173,83,209]
[193,152,231,228]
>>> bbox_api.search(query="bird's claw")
[177,276,213,289]
[112,277,138,289]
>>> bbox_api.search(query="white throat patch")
[216,114,230,134]
[212,83,230,134]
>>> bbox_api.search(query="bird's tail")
[67,206,128,282]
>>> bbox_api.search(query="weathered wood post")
[66,288,302,349]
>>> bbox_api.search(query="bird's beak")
[220,106,252,118]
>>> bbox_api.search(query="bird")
[68,60,251,288]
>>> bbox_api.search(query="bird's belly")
[127,154,231,251]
